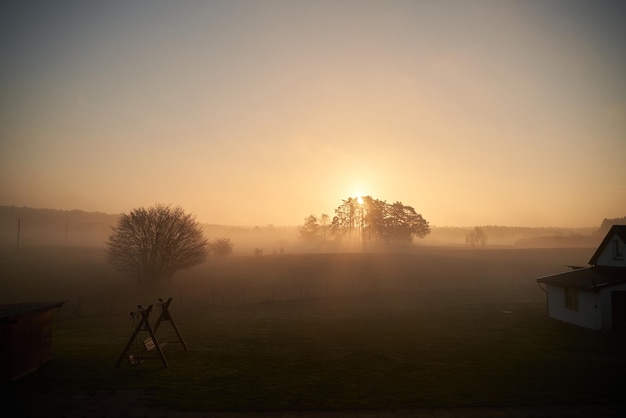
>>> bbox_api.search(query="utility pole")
[16,218,21,252]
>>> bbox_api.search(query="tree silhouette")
[385,201,430,243]
[105,204,208,289]
[330,198,359,240]
[300,215,321,241]
[466,226,487,247]
[210,237,234,257]
[361,196,386,241]
[320,213,330,241]
[300,213,333,242]
[327,196,430,244]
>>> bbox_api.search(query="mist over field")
[0,206,612,253]
[0,225,595,317]
[2,210,625,413]
[2,0,626,413]
[0,205,619,311]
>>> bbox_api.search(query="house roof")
[589,225,626,265]
[537,266,626,291]
[0,302,65,322]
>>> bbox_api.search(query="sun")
[357,196,364,204]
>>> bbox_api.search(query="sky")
[1,0,625,227]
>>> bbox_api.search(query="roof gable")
[589,225,626,266]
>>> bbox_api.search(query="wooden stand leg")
[155,297,189,351]
[116,304,169,368]
[117,297,187,368]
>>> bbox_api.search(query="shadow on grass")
[6,295,626,412]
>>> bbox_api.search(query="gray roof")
[537,266,626,291]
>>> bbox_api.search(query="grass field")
[2,246,625,412]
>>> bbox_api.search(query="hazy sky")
[1,0,625,227]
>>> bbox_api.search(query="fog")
[2,0,626,412]
[0,203,605,317]
[3,205,624,413]
[0,205,610,253]
[1,242,594,316]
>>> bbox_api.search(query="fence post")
[75,295,81,317]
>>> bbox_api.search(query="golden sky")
[1,0,625,227]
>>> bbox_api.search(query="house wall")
[595,233,626,267]
[600,283,626,331]
[546,284,601,330]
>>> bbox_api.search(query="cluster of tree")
[300,213,331,241]
[209,237,234,257]
[301,196,430,244]
[465,226,487,247]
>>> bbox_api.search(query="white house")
[536,225,626,332]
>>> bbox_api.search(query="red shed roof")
[0,302,64,322]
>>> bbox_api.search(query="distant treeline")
[0,205,119,227]
[0,205,624,250]
[0,206,120,248]
[513,233,600,248]
[426,217,626,247]
[598,217,626,236]
[0,206,297,252]
[422,224,614,247]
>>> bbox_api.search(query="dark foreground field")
[2,246,625,414]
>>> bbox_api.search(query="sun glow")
[357,196,364,205]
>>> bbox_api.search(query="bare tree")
[210,237,234,257]
[106,204,208,289]
[466,226,487,247]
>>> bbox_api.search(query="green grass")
[10,294,626,411]
[3,247,624,411]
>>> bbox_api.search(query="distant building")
[0,302,64,381]
[537,225,626,332]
